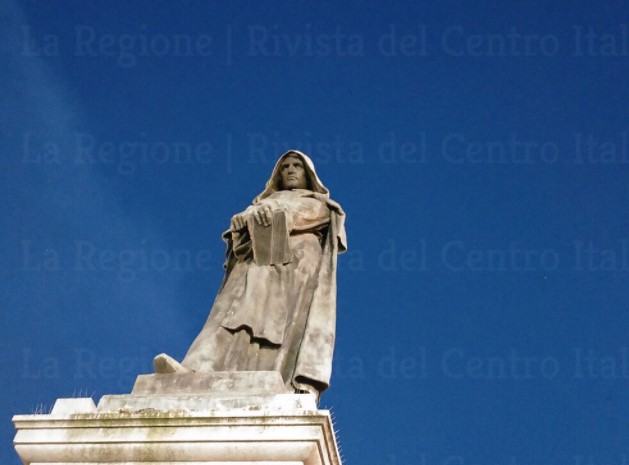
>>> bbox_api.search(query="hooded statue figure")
[155,150,346,397]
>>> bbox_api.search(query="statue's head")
[279,152,310,190]
[254,150,330,204]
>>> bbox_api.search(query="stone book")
[251,209,292,265]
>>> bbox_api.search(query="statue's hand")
[252,205,273,227]
[231,205,273,230]
[231,212,248,231]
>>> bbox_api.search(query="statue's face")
[280,155,308,190]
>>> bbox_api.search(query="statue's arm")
[231,204,274,230]
[286,197,330,233]
[230,196,329,234]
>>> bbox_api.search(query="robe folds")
[182,164,346,393]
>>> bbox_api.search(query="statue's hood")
[251,150,347,255]
[253,150,329,203]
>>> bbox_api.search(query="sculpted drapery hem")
[181,151,346,394]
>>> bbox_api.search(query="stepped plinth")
[13,371,341,465]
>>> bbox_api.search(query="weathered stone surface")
[50,397,97,414]
[131,370,288,396]
[13,395,341,465]
[98,392,316,414]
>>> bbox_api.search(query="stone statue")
[155,150,347,399]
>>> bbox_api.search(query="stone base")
[13,394,341,465]
[98,392,315,413]
[131,370,289,396]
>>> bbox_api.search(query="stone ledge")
[131,371,289,396]
[97,392,317,414]
[13,396,341,465]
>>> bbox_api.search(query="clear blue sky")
[2,1,628,464]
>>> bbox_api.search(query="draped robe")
[182,186,346,393]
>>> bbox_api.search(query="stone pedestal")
[13,372,341,465]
